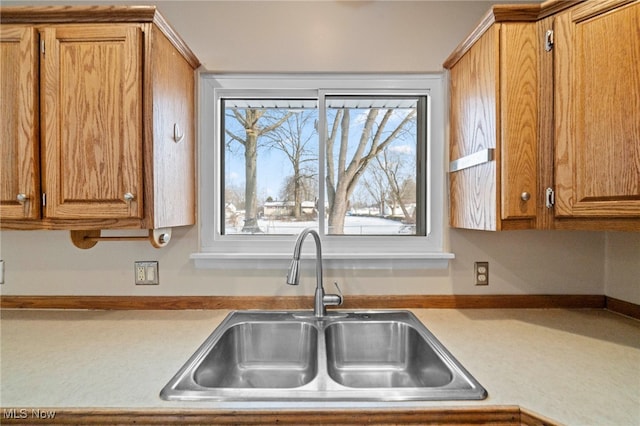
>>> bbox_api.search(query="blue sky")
[224,105,417,204]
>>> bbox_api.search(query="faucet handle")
[323,282,343,307]
[333,282,343,298]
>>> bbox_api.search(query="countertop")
[1,308,639,425]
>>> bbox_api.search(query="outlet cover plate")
[474,261,489,286]
[135,261,159,285]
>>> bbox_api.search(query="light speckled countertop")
[1,308,638,425]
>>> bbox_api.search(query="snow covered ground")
[225,215,413,235]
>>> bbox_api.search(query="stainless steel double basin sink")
[160,310,487,401]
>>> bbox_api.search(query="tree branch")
[225,129,246,147]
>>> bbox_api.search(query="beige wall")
[0,227,608,297]
[0,0,504,73]
[1,1,637,303]
[605,232,640,303]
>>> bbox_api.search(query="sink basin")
[193,321,317,388]
[161,310,487,401]
[325,321,453,388]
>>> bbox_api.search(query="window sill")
[190,252,454,270]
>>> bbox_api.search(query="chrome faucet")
[286,228,343,317]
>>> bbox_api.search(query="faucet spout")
[286,228,343,317]
[286,259,300,285]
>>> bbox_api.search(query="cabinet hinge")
[40,40,45,55]
[545,29,554,52]
[42,193,46,206]
[545,187,555,209]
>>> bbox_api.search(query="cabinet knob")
[16,193,29,203]
[521,192,531,201]
[124,192,135,202]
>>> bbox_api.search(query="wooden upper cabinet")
[446,21,540,231]
[0,25,39,220]
[41,25,143,219]
[554,0,640,221]
[146,24,196,229]
[0,6,200,232]
[445,0,639,232]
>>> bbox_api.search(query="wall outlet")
[474,261,489,286]
[135,261,159,285]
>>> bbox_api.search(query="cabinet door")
[449,26,499,230]
[40,25,143,219]
[147,26,196,228]
[449,23,538,230]
[0,26,40,220]
[500,23,538,221]
[554,0,640,217]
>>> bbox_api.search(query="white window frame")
[192,74,454,269]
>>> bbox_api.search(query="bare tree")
[361,161,390,216]
[325,108,416,234]
[225,109,291,232]
[279,175,317,211]
[264,110,318,219]
[375,149,415,222]
[224,183,245,210]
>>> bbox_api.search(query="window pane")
[325,97,422,236]
[222,99,319,235]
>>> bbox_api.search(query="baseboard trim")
[606,296,640,320]
[0,294,606,311]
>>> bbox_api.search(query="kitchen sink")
[193,321,317,388]
[160,310,487,401]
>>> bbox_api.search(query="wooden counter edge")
[0,406,561,425]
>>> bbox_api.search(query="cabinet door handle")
[449,148,495,173]
[545,29,554,52]
[173,123,184,143]
[16,193,29,203]
[521,192,531,201]
[124,192,135,202]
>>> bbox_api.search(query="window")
[323,96,425,236]
[222,96,423,236]
[222,98,320,235]
[194,75,452,269]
